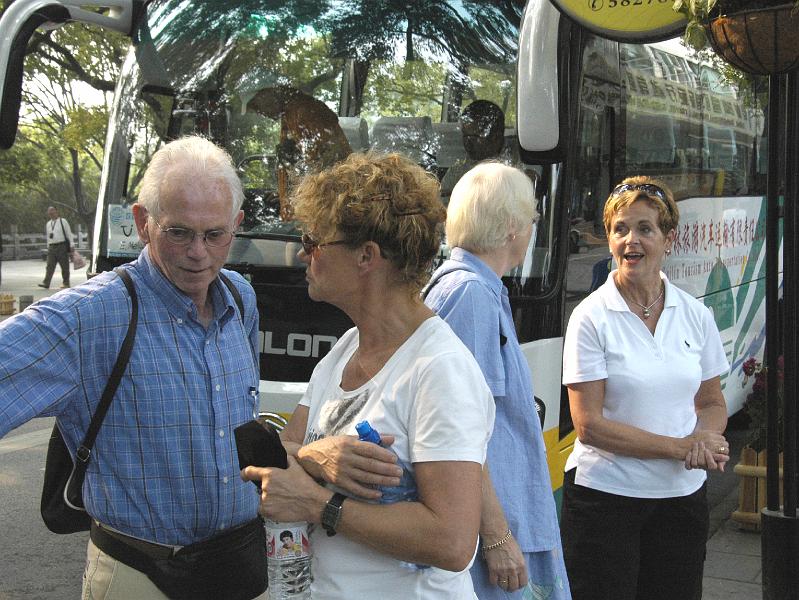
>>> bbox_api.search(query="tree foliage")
[0,16,127,237]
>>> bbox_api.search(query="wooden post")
[732,448,785,530]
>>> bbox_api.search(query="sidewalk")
[704,490,762,599]
[0,257,766,597]
[701,422,763,599]
[0,257,87,322]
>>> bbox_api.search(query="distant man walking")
[39,206,72,289]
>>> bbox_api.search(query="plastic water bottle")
[265,520,312,599]
[356,420,418,503]
[355,420,428,570]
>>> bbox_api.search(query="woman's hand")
[684,440,730,472]
[687,428,728,451]
[684,427,729,471]
[241,456,328,522]
[484,534,528,592]
[296,435,402,500]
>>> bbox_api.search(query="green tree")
[0,17,126,239]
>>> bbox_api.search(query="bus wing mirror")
[0,0,139,149]
[517,0,560,155]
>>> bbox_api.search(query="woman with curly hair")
[243,152,495,599]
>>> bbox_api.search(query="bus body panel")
[0,0,778,499]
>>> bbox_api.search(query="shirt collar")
[134,245,237,325]
[448,247,504,296]
[601,269,676,312]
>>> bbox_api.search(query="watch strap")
[321,492,347,537]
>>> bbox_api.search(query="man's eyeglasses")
[300,233,349,255]
[152,217,234,248]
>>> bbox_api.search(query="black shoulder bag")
[41,268,138,534]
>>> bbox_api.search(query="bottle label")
[266,523,311,561]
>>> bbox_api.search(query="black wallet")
[233,421,289,480]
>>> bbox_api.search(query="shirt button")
[215,384,221,391]
[206,340,210,346]
[177,318,183,324]
[223,476,229,484]
[219,430,225,437]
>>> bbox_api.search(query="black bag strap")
[58,218,70,249]
[218,271,260,375]
[422,266,507,347]
[73,268,138,466]
[421,266,469,301]
[219,272,244,319]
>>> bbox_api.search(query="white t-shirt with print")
[562,271,729,498]
[300,316,495,600]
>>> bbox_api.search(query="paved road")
[0,257,87,318]
[1,418,87,599]
[1,260,89,599]
[0,259,748,598]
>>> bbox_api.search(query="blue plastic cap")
[355,420,382,444]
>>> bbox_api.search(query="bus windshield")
[102,0,539,276]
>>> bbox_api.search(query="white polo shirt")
[562,270,729,498]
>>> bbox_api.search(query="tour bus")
[0,0,773,498]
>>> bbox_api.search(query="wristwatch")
[321,492,347,537]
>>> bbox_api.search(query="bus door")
[567,35,621,269]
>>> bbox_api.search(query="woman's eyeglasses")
[300,233,349,255]
[152,217,234,247]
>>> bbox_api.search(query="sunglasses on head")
[611,183,667,201]
[611,183,676,223]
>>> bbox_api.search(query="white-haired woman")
[424,162,571,599]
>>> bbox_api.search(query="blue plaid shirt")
[0,247,261,545]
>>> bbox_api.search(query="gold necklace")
[624,286,664,319]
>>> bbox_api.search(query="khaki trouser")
[82,539,269,599]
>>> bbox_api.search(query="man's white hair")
[137,136,244,221]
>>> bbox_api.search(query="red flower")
[743,357,758,377]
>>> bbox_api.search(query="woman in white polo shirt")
[561,176,730,600]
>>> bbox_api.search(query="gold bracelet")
[481,529,512,556]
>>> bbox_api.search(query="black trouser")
[560,468,709,600]
[44,241,70,287]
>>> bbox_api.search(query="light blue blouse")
[424,247,560,553]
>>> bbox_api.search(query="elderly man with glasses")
[0,136,268,600]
